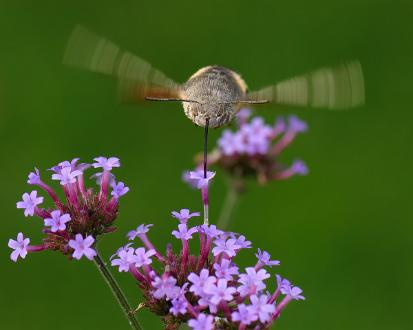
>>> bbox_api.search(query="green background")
[1,1,412,329]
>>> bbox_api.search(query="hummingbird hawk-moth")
[63,25,365,129]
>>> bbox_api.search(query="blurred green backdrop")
[1,0,412,329]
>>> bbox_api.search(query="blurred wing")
[63,25,182,102]
[247,61,365,110]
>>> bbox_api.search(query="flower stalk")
[93,249,143,330]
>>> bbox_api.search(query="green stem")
[93,249,143,330]
[217,178,240,229]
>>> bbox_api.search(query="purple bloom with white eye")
[212,237,238,257]
[16,191,43,217]
[188,313,214,330]
[134,247,156,267]
[213,259,239,280]
[127,224,153,240]
[188,269,216,296]
[256,248,280,267]
[250,294,276,323]
[172,224,198,240]
[8,233,30,262]
[204,279,236,305]
[111,181,129,198]
[92,156,120,171]
[27,168,41,185]
[52,167,82,185]
[199,224,223,238]
[152,275,179,300]
[238,267,270,296]
[284,285,305,300]
[231,304,257,325]
[68,234,96,260]
[171,209,200,224]
[288,115,308,133]
[111,247,136,272]
[44,210,71,232]
[189,170,216,189]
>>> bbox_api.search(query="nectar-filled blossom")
[111,215,304,329]
[8,233,30,262]
[9,156,129,262]
[188,109,309,185]
[16,191,43,217]
[69,234,97,260]
[171,209,200,224]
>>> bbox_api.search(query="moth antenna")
[145,97,200,103]
[219,100,269,105]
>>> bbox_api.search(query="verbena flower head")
[9,156,129,262]
[188,109,309,185]
[111,214,304,329]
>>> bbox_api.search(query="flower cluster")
[8,157,129,262]
[111,210,304,329]
[189,109,309,185]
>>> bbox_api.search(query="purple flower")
[238,267,270,296]
[68,234,96,260]
[231,304,257,325]
[16,191,43,217]
[111,247,136,272]
[250,294,276,323]
[44,210,71,232]
[291,160,309,175]
[92,156,120,171]
[199,224,223,238]
[288,115,308,133]
[8,233,30,262]
[217,130,240,156]
[234,235,252,249]
[170,296,188,316]
[284,285,305,300]
[213,259,239,280]
[204,279,236,305]
[273,117,287,135]
[188,313,214,330]
[256,248,280,267]
[111,181,129,198]
[134,247,156,267]
[171,209,200,224]
[172,224,198,240]
[276,274,292,293]
[52,167,82,185]
[91,171,116,186]
[110,243,133,260]
[27,167,41,185]
[212,237,238,257]
[236,108,252,124]
[152,275,179,300]
[188,269,216,296]
[189,170,216,189]
[127,224,153,240]
[49,158,81,174]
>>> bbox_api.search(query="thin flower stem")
[217,178,240,229]
[93,249,143,330]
